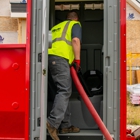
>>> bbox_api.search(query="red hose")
[70,66,113,140]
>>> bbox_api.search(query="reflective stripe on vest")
[52,21,71,46]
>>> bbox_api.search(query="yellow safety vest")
[48,20,81,64]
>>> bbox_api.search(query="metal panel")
[0,45,26,139]
[0,1,32,139]
[30,0,43,139]
[30,0,50,139]
[103,0,120,139]
[40,0,50,139]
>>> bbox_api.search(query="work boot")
[46,122,60,140]
[59,125,80,134]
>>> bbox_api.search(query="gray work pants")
[47,55,72,129]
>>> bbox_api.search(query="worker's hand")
[72,59,81,73]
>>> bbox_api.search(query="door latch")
[43,69,46,75]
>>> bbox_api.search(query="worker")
[47,11,82,140]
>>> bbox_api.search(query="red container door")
[0,45,27,140]
[0,0,31,139]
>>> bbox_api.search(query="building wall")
[0,32,18,44]
[17,18,26,43]
[21,19,26,43]
[0,0,18,44]
[0,0,11,16]
[126,3,140,84]
[0,17,18,31]
[127,20,140,67]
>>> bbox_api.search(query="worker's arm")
[71,23,81,60]
[72,37,81,60]
[71,24,81,72]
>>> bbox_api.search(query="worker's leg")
[47,55,72,129]
[60,103,71,128]
[59,103,80,134]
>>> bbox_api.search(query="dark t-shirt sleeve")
[72,23,82,42]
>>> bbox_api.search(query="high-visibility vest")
[48,20,81,64]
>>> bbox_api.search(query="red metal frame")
[0,44,26,49]
[0,0,31,140]
[25,0,31,140]
[120,0,127,140]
